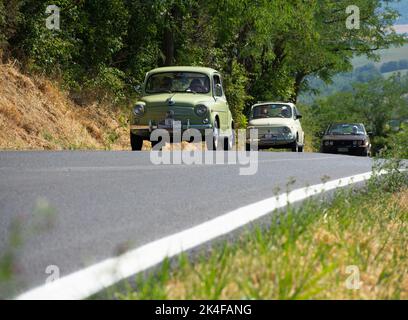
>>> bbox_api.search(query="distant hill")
[352,44,408,69]
[299,44,408,104]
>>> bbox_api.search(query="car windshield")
[251,104,292,119]
[326,124,366,135]
[145,72,210,94]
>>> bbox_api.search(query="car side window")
[213,75,223,97]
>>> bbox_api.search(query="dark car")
[320,123,372,157]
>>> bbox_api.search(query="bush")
[224,60,252,128]
[383,124,408,159]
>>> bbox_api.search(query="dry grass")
[119,182,408,300]
[0,63,129,150]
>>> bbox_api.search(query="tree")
[309,74,408,152]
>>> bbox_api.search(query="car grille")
[332,140,353,147]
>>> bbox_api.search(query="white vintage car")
[246,102,305,152]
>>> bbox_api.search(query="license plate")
[164,119,181,130]
[173,121,182,130]
[265,134,276,139]
[338,147,349,152]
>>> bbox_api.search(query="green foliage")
[384,124,408,159]
[305,74,408,153]
[0,0,23,59]
[223,60,251,128]
[2,0,406,118]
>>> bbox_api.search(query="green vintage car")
[130,66,235,150]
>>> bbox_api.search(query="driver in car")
[281,107,290,118]
[352,125,360,135]
[158,77,173,92]
[188,78,206,93]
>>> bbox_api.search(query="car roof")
[251,102,295,108]
[329,123,365,126]
[147,66,219,76]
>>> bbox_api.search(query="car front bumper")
[130,123,213,138]
[246,137,296,148]
[321,145,370,155]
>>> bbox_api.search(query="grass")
[116,173,408,300]
[0,63,130,151]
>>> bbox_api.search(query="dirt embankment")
[0,63,130,150]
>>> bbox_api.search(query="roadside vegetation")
[0,198,56,298]
[0,1,406,148]
[0,63,129,150]
[116,168,407,300]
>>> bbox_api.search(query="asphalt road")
[0,151,373,298]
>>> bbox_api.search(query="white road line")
[17,170,377,300]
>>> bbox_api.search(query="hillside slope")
[0,63,129,150]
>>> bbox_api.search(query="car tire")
[291,141,299,152]
[223,128,235,151]
[361,148,370,157]
[246,143,258,151]
[130,132,143,151]
[150,139,161,150]
[206,120,221,151]
[291,135,303,152]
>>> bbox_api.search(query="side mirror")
[367,131,373,136]
[215,83,223,97]
[134,84,142,94]
[296,114,302,119]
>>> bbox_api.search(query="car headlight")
[282,127,291,134]
[133,104,145,116]
[324,140,333,146]
[195,104,208,117]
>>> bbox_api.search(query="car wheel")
[206,120,221,150]
[291,135,302,152]
[130,132,143,151]
[150,139,160,150]
[361,148,370,157]
[150,135,169,151]
[246,143,258,151]
[223,128,235,151]
[291,141,299,152]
